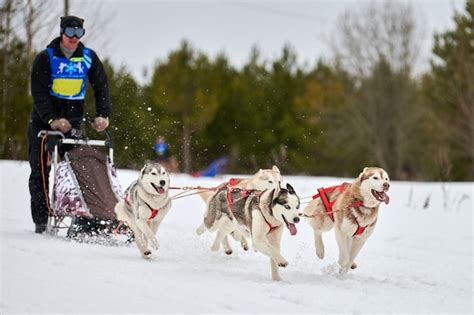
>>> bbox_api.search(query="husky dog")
[115,161,171,259]
[196,166,282,254]
[303,167,390,274]
[197,166,283,203]
[205,183,301,281]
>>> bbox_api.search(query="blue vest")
[47,47,91,100]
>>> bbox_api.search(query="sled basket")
[53,145,124,220]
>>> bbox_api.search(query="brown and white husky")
[303,167,390,274]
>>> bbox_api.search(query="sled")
[38,128,129,242]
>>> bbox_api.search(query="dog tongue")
[383,193,390,204]
[287,223,297,236]
[157,187,165,194]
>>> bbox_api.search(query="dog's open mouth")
[282,215,298,236]
[151,183,165,194]
[372,189,390,204]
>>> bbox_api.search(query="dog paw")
[316,248,325,259]
[241,241,249,251]
[276,258,288,268]
[142,251,152,259]
[339,266,349,274]
[224,250,233,255]
[272,275,283,281]
[350,262,358,269]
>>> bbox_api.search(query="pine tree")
[424,0,474,180]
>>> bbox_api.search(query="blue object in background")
[154,142,168,155]
[193,156,229,177]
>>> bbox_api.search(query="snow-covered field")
[1,160,472,314]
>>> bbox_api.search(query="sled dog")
[205,183,301,281]
[303,167,390,274]
[196,166,282,254]
[197,166,283,203]
[115,161,171,259]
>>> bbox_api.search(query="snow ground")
[0,160,472,314]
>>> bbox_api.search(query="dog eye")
[284,204,290,209]
[268,180,273,183]
[151,172,157,176]
[373,176,378,180]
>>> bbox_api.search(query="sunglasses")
[63,27,85,39]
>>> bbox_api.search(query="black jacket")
[30,37,111,128]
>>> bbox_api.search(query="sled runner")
[38,128,129,242]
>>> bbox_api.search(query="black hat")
[60,16,84,29]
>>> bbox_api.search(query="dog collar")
[260,211,277,231]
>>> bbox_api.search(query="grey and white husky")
[115,161,171,259]
[204,183,301,281]
[196,166,283,255]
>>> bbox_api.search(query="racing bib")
[47,47,91,100]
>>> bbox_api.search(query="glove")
[50,118,71,134]
[92,117,109,132]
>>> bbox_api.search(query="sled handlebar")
[37,129,113,148]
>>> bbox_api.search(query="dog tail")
[204,193,222,229]
[204,206,216,230]
[303,199,321,217]
[196,222,206,235]
[198,190,215,203]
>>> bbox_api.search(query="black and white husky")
[204,183,301,281]
[115,161,171,259]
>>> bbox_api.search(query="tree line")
[1,0,472,180]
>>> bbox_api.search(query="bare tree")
[13,0,114,59]
[22,0,53,59]
[330,1,425,179]
[332,1,421,78]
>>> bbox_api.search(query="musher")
[28,15,111,233]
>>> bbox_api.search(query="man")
[153,136,179,173]
[28,16,111,233]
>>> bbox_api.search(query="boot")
[35,223,47,234]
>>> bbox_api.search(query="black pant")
[27,122,74,224]
[28,122,52,225]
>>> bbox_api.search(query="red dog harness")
[225,180,274,230]
[312,184,366,237]
[124,194,159,221]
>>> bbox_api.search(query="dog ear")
[286,183,295,194]
[358,168,368,182]
[272,165,280,174]
[272,185,284,202]
[144,160,152,166]
[261,188,276,206]
[140,166,146,179]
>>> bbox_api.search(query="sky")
[57,0,466,83]
[1,160,472,313]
